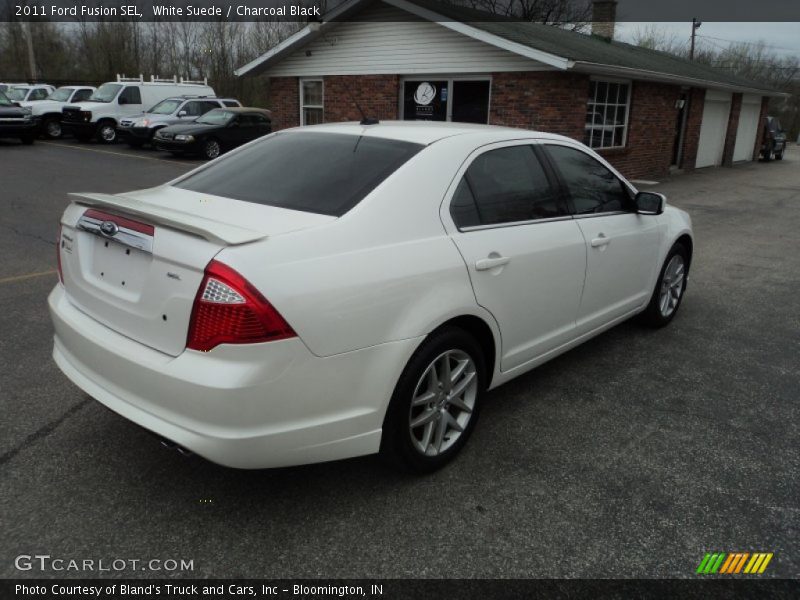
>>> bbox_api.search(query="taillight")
[56,223,63,284]
[186,260,295,352]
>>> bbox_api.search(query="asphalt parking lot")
[1,138,798,579]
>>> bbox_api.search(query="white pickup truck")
[19,86,96,138]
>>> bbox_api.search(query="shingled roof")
[409,0,781,94]
[236,0,783,96]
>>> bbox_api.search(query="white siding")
[266,3,552,77]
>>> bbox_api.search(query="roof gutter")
[572,61,789,98]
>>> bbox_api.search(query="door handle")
[475,255,511,271]
[591,234,611,248]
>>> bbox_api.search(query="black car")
[153,107,272,159]
[0,90,37,144]
[761,116,787,161]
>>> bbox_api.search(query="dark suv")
[0,90,37,144]
[761,116,787,161]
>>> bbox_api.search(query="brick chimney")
[591,0,617,41]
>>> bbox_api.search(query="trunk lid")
[59,186,334,356]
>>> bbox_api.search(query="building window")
[300,79,323,126]
[585,80,630,149]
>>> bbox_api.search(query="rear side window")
[544,144,631,215]
[450,145,565,228]
[176,132,424,216]
[222,100,240,107]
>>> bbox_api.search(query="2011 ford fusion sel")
[49,121,693,473]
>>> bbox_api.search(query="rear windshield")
[175,131,425,216]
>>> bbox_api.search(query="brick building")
[236,0,783,180]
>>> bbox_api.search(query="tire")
[775,150,784,161]
[96,121,117,144]
[202,138,221,160]
[763,145,772,161]
[42,117,62,139]
[380,327,485,474]
[20,134,35,145]
[641,243,689,328]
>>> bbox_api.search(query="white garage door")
[733,95,762,162]
[696,91,732,168]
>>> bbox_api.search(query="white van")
[61,75,214,143]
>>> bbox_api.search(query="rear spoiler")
[69,192,268,245]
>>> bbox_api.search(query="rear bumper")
[49,285,419,469]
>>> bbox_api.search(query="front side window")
[300,79,323,125]
[119,86,141,104]
[182,101,206,117]
[0,91,12,106]
[72,88,93,102]
[585,80,630,149]
[545,144,631,215]
[450,145,565,229]
[200,101,220,114]
[176,131,423,217]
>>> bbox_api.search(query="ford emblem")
[100,220,119,236]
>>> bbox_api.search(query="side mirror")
[635,191,666,215]
[177,110,187,118]
[227,120,239,128]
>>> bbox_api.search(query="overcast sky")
[614,22,800,59]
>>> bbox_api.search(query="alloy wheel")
[408,349,478,457]
[204,140,220,159]
[659,255,685,317]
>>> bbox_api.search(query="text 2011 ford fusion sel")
[49,121,693,473]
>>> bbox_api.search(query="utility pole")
[690,18,702,60]
[22,21,38,80]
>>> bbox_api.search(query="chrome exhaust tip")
[159,437,193,457]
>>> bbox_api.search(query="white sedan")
[49,121,693,473]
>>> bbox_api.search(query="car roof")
[286,120,577,146]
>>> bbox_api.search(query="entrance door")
[403,80,448,121]
[402,78,490,124]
